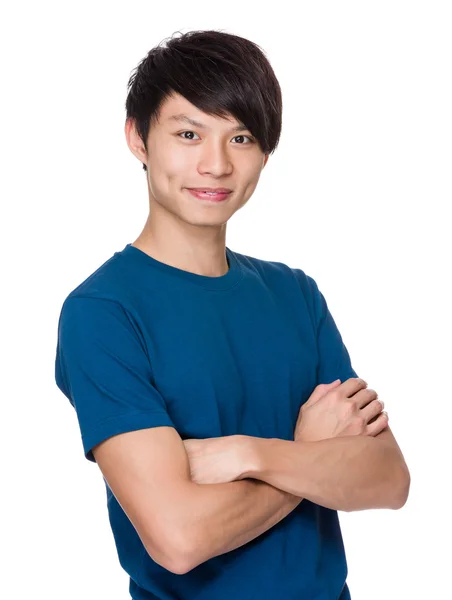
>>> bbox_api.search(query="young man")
[55,29,410,599]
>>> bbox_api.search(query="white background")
[1,1,450,598]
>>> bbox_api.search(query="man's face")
[127,92,269,227]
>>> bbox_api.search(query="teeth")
[191,189,229,195]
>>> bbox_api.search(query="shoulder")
[232,248,317,297]
[55,249,145,353]
[63,250,126,302]
[58,245,152,321]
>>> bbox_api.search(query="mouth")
[186,189,232,202]
[188,187,232,193]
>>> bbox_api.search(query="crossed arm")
[178,424,410,572]
[93,374,410,575]
[241,425,410,511]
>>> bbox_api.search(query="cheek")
[242,165,263,193]
[234,169,263,207]
[149,136,186,169]
[148,147,189,192]
[170,152,192,174]
[162,147,193,182]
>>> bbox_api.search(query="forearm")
[246,435,408,512]
[179,479,302,572]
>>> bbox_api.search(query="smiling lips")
[188,187,232,193]
[186,188,232,202]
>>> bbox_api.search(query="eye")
[232,135,254,144]
[177,131,254,144]
[178,131,200,140]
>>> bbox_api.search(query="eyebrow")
[168,113,248,133]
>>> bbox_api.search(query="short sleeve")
[55,296,175,462]
[306,275,359,385]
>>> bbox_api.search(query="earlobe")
[125,118,148,165]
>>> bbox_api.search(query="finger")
[305,380,342,406]
[361,398,384,422]
[353,388,379,409]
[366,412,389,436]
[340,377,368,397]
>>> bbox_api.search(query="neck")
[132,211,229,277]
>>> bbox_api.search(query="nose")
[197,140,233,178]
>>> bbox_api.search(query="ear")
[124,118,148,166]
[263,153,270,169]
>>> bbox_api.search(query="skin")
[183,378,390,486]
[183,379,410,512]
[125,91,269,276]
[125,93,410,512]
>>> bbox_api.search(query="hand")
[183,435,250,485]
[294,377,388,443]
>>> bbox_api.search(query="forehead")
[158,92,244,130]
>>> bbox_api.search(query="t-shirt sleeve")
[306,274,359,385]
[55,296,176,462]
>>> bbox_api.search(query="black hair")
[125,29,283,171]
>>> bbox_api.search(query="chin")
[186,216,230,227]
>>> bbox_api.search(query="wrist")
[239,435,272,479]
[241,437,303,507]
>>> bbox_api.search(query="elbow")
[165,558,192,576]
[143,527,196,575]
[166,536,201,575]
[172,527,206,574]
[344,461,411,513]
[390,463,411,510]
[168,540,197,575]
[143,482,206,575]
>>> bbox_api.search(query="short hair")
[125,29,283,171]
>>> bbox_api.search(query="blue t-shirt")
[55,243,358,600]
